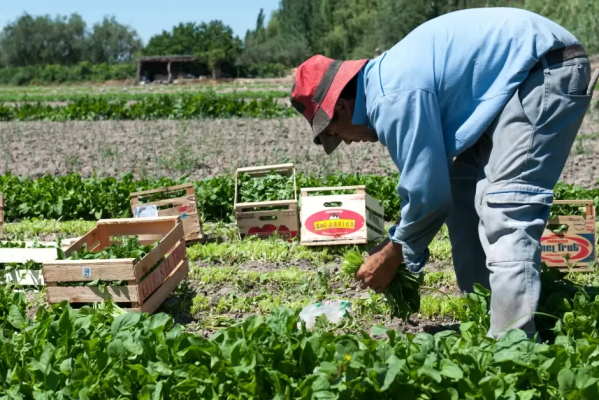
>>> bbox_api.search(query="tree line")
[1,0,598,85]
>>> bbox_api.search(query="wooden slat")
[133,195,196,209]
[3,270,44,285]
[138,239,186,302]
[553,200,594,205]
[46,285,139,303]
[0,248,58,263]
[64,228,100,255]
[236,163,294,173]
[235,199,297,210]
[140,259,188,315]
[301,185,365,194]
[98,216,180,225]
[130,183,193,197]
[102,217,179,237]
[547,215,586,224]
[43,259,136,282]
[134,222,184,279]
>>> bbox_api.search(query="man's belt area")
[531,44,587,73]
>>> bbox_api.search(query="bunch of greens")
[57,237,160,290]
[237,171,295,203]
[342,249,423,321]
[61,237,156,261]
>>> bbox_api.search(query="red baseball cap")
[290,55,368,154]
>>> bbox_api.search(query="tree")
[0,13,87,67]
[87,16,143,64]
[144,20,241,79]
[195,21,241,79]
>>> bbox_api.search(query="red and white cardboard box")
[300,186,385,246]
[541,200,596,271]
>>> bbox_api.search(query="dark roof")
[137,55,196,63]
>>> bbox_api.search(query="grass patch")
[4,219,95,240]
[186,237,337,265]
[429,225,452,262]
[423,271,457,287]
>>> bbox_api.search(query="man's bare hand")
[356,241,403,293]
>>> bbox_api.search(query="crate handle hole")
[259,216,278,221]
[547,223,569,234]
[324,202,342,207]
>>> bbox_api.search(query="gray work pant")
[446,55,593,339]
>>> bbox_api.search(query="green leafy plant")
[1,172,597,225]
[57,237,160,291]
[0,92,297,122]
[237,171,295,203]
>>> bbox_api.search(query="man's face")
[324,98,378,145]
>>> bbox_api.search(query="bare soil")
[0,103,597,187]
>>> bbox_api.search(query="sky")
[0,0,281,44]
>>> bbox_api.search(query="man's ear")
[335,98,353,119]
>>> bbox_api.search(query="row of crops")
[0,90,289,103]
[2,264,599,398]
[0,94,296,121]
[3,172,598,223]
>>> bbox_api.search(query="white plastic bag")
[298,300,352,329]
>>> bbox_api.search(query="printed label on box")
[305,209,365,237]
[134,205,158,218]
[541,233,595,264]
[82,267,92,278]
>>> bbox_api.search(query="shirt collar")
[351,65,372,129]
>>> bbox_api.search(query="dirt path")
[0,105,597,186]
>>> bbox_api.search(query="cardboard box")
[300,185,385,246]
[130,183,205,245]
[43,216,188,314]
[541,200,596,271]
[234,163,299,241]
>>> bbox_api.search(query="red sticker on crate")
[541,234,595,264]
[247,224,298,240]
[305,209,365,237]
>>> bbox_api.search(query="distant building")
[136,55,198,84]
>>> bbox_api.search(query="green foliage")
[237,172,295,203]
[0,13,141,68]
[61,237,156,262]
[1,276,599,397]
[0,93,295,120]
[0,62,136,86]
[242,0,599,68]
[0,89,289,103]
[0,173,597,226]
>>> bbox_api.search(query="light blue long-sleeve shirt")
[351,8,579,272]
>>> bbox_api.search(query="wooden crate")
[234,163,299,241]
[42,216,188,314]
[130,183,205,244]
[300,186,385,246]
[0,246,58,286]
[541,200,597,272]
